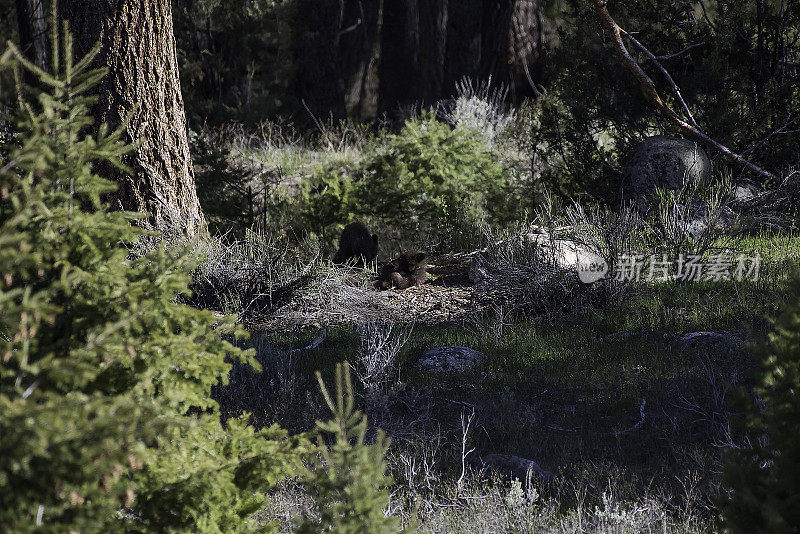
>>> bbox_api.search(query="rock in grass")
[624,135,712,209]
[417,346,487,374]
[674,331,751,354]
[480,454,555,486]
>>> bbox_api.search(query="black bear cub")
[334,222,378,265]
[375,251,427,290]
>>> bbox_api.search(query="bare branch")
[696,0,718,32]
[625,32,699,128]
[591,0,778,181]
[655,42,705,61]
[456,408,476,496]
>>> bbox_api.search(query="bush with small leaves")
[355,112,504,235]
[722,269,800,533]
[299,165,354,240]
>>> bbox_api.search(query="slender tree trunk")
[479,0,516,81]
[294,0,347,123]
[14,0,49,73]
[339,0,381,119]
[444,0,482,94]
[418,0,448,105]
[507,0,550,99]
[60,0,207,238]
[378,0,420,119]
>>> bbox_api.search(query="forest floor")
[205,231,800,532]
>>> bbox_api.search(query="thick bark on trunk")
[60,0,207,238]
[507,0,549,99]
[14,0,49,73]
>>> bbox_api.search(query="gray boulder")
[624,135,712,209]
[673,331,751,354]
[417,346,487,374]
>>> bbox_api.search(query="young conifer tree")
[0,26,307,532]
[297,363,402,534]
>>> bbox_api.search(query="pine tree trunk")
[294,0,348,123]
[507,0,551,100]
[14,0,49,74]
[418,0,448,105]
[479,0,516,82]
[378,0,420,119]
[61,0,207,238]
[339,0,381,119]
[444,0,482,95]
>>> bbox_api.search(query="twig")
[696,1,718,32]
[288,327,329,353]
[456,408,476,495]
[741,114,800,156]
[22,378,40,399]
[0,156,21,175]
[615,399,646,435]
[624,33,699,128]
[656,42,705,61]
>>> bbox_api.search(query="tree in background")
[173,0,299,125]
[14,0,48,74]
[379,0,554,119]
[59,0,207,237]
[532,0,799,203]
[168,0,557,127]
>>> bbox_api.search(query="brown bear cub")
[334,222,378,265]
[375,251,427,290]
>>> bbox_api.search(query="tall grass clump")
[438,77,516,148]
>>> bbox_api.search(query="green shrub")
[192,128,257,237]
[356,112,504,233]
[0,32,307,532]
[722,269,800,533]
[299,165,354,241]
[297,113,514,249]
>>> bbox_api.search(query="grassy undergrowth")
[208,233,800,532]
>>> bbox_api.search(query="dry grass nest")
[258,251,494,330]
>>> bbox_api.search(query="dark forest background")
[3,1,799,207]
